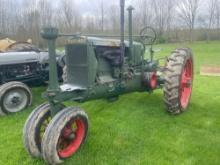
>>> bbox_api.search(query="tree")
[108,5,120,33]
[60,0,81,32]
[38,0,53,27]
[152,0,166,36]
[215,0,220,40]
[165,0,176,39]
[150,0,176,40]
[1,0,220,44]
[177,0,200,42]
[0,0,7,34]
[100,0,104,32]
[137,0,153,28]
[207,0,218,41]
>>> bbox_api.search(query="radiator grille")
[65,44,88,87]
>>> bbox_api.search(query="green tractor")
[23,1,194,164]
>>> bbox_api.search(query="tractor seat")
[102,49,123,67]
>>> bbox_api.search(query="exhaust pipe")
[120,0,125,66]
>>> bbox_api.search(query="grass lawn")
[0,41,220,165]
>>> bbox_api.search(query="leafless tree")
[60,0,80,31]
[38,0,53,27]
[108,5,120,33]
[152,0,166,36]
[1,0,220,44]
[165,0,176,39]
[85,16,96,33]
[215,0,220,40]
[136,0,153,28]
[150,0,176,40]
[100,0,104,32]
[0,0,7,35]
[177,0,200,42]
[206,0,218,41]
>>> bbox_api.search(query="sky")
[14,0,207,16]
[75,0,133,8]
[48,0,133,19]
[72,0,133,15]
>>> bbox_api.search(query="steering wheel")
[140,26,157,45]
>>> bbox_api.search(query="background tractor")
[23,0,194,164]
[0,39,65,115]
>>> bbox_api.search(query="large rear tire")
[0,82,32,115]
[42,107,89,164]
[163,48,194,114]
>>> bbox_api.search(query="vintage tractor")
[23,1,194,164]
[0,41,65,115]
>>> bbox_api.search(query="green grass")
[0,41,220,165]
[154,41,220,73]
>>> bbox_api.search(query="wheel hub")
[3,89,28,113]
[63,126,75,139]
[58,119,86,158]
[11,95,21,105]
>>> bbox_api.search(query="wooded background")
[0,0,220,46]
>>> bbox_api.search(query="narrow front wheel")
[42,107,89,164]
[23,103,52,158]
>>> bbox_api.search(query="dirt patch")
[200,66,220,76]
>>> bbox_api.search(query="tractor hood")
[87,37,130,47]
[0,52,49,65]
[73,37,143,48]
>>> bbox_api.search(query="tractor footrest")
[60,84,86,92]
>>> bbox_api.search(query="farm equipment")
[0,51,64,86]
[23,0,194,164]
[0,40,65,115]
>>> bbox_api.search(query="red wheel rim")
[58,119,85,158]
[150,73,157,89]
[180,58,193,108]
